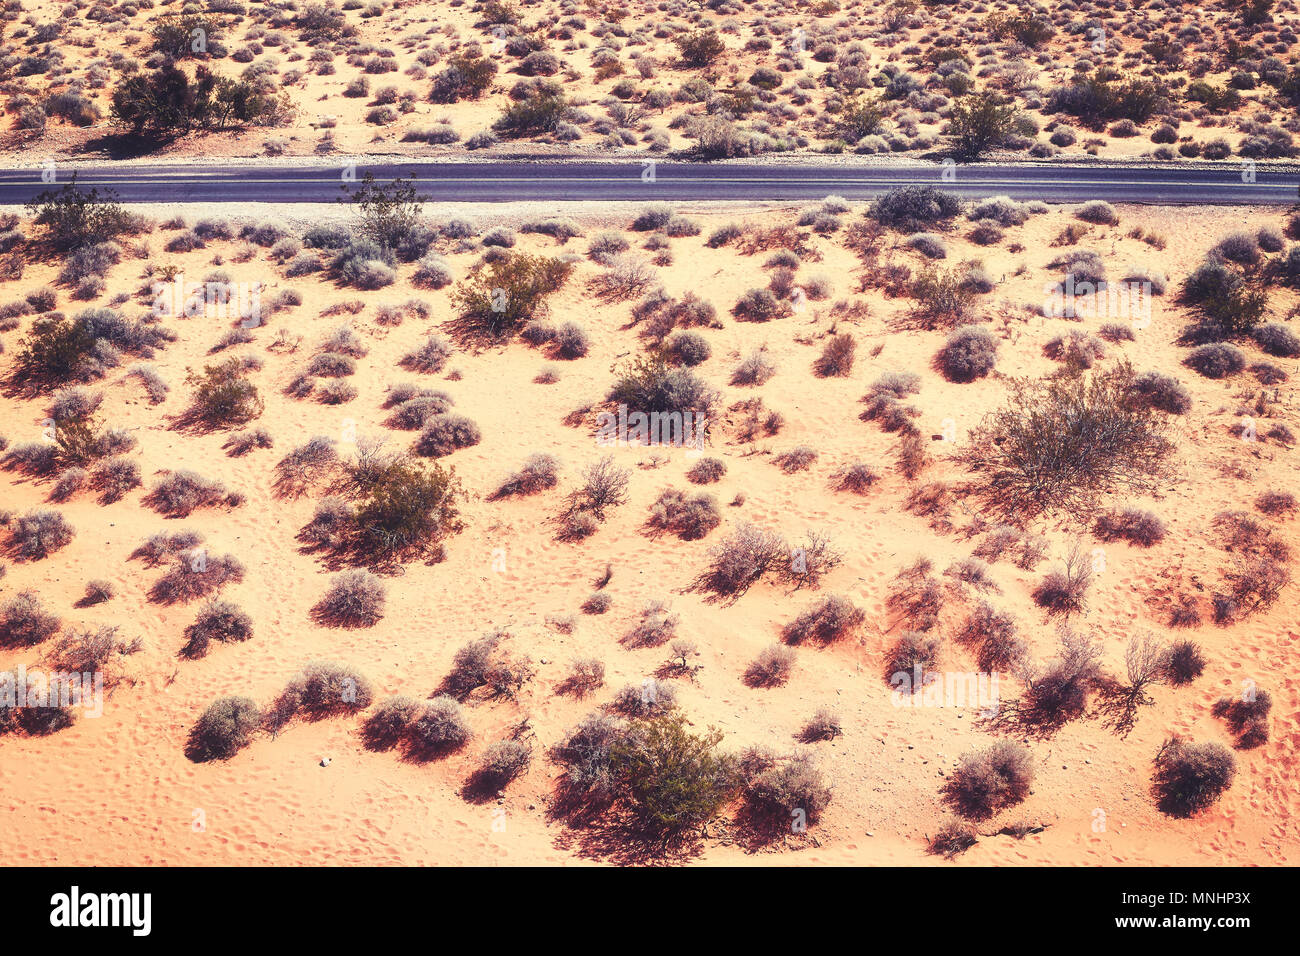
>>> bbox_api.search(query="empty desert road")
[0,159,1296,205]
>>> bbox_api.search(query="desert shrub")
[939,326,998,382]
[521,321,556,346]
[553,322,590,359]
[801,709,843,742]
[83,579,114,605]
[588,231,631,262]
[969,196,1029,227]
[431,53,498,102]
[133,529,204,566]
[622,600,682,649]
[729,350,777,388]
[673,29,725,68]
[3,442,59,476]
[275,661,374,726]
[1044,330,1106,370]
[833,461,879,495]
[1251,362,1288,386]
[401,335,453,374]
[1182,259,1239,304]
[1121,267,1166,296]
[182,599,254,658]
[745,645,796,687]
[149,551,245,605]
[449,254,573,342]
[1128,371,1191,414]
[362,696,421,749]
[1032,545,1093,618]
[52,467,87,502]
[493,81,569,136]
[707,223,744,248]
[348,456,462,560]
[959,601,1027,672]
[482,226,517,249]
[909,269,975,328]
[608,355,719,417]
[224,428,273,458]
[686,457,726,484]
[1212,690,1272,748]
[331,241,397,289]
[886,631,942,685]
[814,333,856,377]
[928,822,978,858]
[962,366,1174,521]
[944,558,999,594]
[301,498,354,550]
[9,508,75,559]
[1217,551,1290,622]
[124,365,168,404]
[1183,267,1268,339]
[388,393,455,430]
[774,446,818,474]
[1184,343,1245,379]
[184,358,263,426]
[1163,640,1205,685]
[521,218,582,243]
[313,571,386,627]
[1076,200,1118,225]
[897,433,928,479]
[559,455,634,530]
[782,594,864,645]
[746,752,832,825]
[1152,738,1235,817]
[49,385,102,422]
[1255,490,1297,517]
[1254,323,1300,358]
[695,522,793,597]
[274,436,339,496]
[582,592,613,615]
[411,253,453,289]
[608,712,736,837]
[564,657,606,697]
[1019,626,1105,726]
[191,696,261,760]
[868,186,961,232]
[905,232,948,259]
[149,470,228,516]
[1094,508,1166,546]
[647,488,721,540]
[665,330,712,367]
[475,739,533,788]
[0,591,61,647]
[25,180,141,252]
[416,414,482,457]
[969,220,1004,245]
[401,696,471,757]
[1211,232,1260,266]
[492,453,560,499]
[1266,423,1296,446]
[552,712,627,805]
[306,353,356,379]
[944,742,1034,819]
[631,205,675,232]
[15,308,171,385]
[733,287,791,322]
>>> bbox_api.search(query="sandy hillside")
[0,191,1298,866]
[2,0,1299,164]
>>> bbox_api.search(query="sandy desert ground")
[0,182,1297,865]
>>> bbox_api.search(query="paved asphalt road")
[0,160,1296,205]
